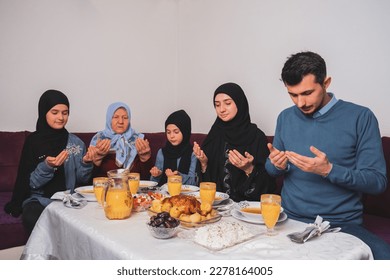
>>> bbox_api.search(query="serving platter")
[147,207,222,228]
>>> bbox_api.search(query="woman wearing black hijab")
[150,110,197,186]
[193,82,275,201]
[4,90,94,232]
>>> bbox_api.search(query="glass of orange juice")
[128,172,140,195]
[93,177,109,207]
[167,175,182,196]
[260,194,281,236]
[199,182,216,208]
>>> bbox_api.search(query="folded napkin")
[287,215,341,243]
[62,193,87,209]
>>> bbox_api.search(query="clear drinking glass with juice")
[199,182,217,206]
[167,175,182,196]
[128,172,140,195]
[93,177,109,207]
[260,194,281,236]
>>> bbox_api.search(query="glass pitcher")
[104,169,133,220]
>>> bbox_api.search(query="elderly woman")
[89,102,153,179]
[193,82,276,201]
[4,90,94,232]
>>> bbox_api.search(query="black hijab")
[4,90,70,217]
[203,82,258,152]
[159,110,193,185]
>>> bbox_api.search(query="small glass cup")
[93,177,109,207]
[167,175,182,196]
[199,182,216,207]
[260,194,281,236]
[128,172,140,195]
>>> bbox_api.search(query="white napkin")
[287,215,341,243]
[62,193,87,209]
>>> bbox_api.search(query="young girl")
[4,90,94,232]
[150,110,197,186]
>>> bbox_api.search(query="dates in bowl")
[147,212,180,239]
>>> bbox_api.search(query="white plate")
[160,184,200,194]
[138,180,159,193]
[74,186,97,202]
[231,208,287,225]
[234,201,284,220]
[187,191,230,206]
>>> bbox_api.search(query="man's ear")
[323,76,332,90]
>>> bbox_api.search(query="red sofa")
[1,131,390,250]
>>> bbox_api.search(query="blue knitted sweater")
[265,100,387,225]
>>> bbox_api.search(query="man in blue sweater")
[265,51,390,259]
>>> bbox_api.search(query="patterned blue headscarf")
[90,102,144,169]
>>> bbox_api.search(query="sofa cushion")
[0,131,27,192]
[363,213,390,245]
[73,132,95,149]
[363,137,390,219]
[0,192,29,249]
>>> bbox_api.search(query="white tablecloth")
[21,201,373,260]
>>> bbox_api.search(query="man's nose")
[297,96,306,107]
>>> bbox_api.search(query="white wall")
[0,0,178,133]
[1,0,390,136]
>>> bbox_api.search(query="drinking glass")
[199,182,216,208]
[167,175,182,196]
[260,194,281,236]
[128,172,140,195]
[93,177,109,207]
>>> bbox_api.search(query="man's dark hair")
[281,51,327,86]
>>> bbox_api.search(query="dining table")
[20,200,373,260]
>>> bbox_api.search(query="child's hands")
[150,166,162,177]
[165,169,178,177]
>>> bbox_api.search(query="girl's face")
[111,107,130,134]
[214,93,238,122]
[166,124,183,146]
[46,104,69,129]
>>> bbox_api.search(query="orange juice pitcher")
[104,169,133,220]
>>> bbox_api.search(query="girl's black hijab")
[35,89,70,155]
[4,90,70,217]
[160,110,192,185]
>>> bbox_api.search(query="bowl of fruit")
[146,211,180,239]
